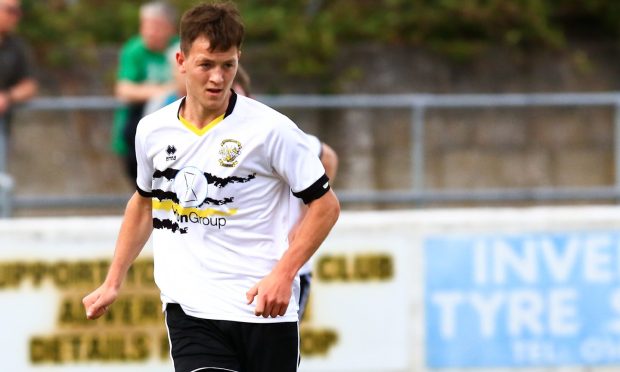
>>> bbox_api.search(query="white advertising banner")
[6,206,620,372]
[0,214,412,372]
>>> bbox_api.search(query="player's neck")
[181,93,230,129]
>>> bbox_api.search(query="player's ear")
[176,51,186,73]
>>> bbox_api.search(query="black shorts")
[165,303,300,372]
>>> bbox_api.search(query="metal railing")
[3,92,620,217]
[0,114,12,217]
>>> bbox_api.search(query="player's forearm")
[115,81,171,103]
[104,192,153,289]
[320,143,339,182]
[275,190,340,279]
[8,78,38,104]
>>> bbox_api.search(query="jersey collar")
[176,90,238,136]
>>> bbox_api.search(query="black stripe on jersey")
[153,168,179,180]
[151,189,179,203]
[206,172,256,188]
[293,174,330,204]
[153,168,256,188]
[153,218,188,234]
[205,197,234,206]
[137,186,152,198]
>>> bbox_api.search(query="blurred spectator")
[0,0,38,132]
[143,42,183,116]
[112,1,178,183]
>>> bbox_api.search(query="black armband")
[293,174,330,204]
[136,186,152,198]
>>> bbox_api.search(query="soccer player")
[82,2,340,371]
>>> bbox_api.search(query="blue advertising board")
[424,231,620,368]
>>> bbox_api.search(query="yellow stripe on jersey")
[179,113,225,136]
[152,199,238,217]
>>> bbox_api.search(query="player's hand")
[82,284,118,320]
[246,272,293,318]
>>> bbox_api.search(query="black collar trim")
[176,90,237,121]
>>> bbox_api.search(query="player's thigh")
[165,303,241,372]
[243,321,299,372]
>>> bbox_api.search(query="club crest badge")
[218,139,242,167]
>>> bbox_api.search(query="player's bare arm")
[115,80,175,103]
[82,192,153,319]
[320,143,339,182]
[246,189,340,318]
[0,78,37,114]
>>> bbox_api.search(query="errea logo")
[166,145,177,161]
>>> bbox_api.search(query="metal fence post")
[411,104,426,193]
[0,173,12,218]
[0,115,6,174]
[615,103,620,202]
[0,115,13,217]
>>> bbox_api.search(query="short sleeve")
[135,119,153,195]
[266,120,330,204]
[305,134,322,158]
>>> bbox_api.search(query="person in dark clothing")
[0,0,38,134]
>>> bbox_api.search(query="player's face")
[178,36,240,114]
[140,16,175,52]
[0,0,22,34]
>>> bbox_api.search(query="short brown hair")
[180,1,244,54]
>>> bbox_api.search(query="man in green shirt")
[112,1,179,183]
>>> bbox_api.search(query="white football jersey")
[135,93,328,323]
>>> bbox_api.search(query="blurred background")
[4,1,620,372]
[7,0,620,215]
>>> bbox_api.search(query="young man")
[83,2,340,371]
[112,1,179,182]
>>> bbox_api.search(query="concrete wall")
[248,42,620,196]
[8,43,620,211]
